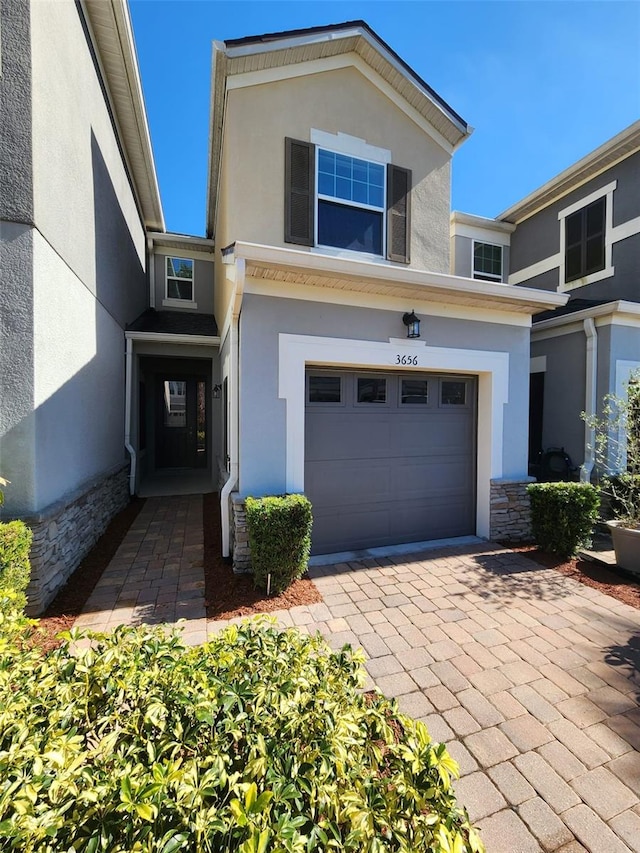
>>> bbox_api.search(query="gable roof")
[83,0,164,231]
[499,120,640,225]
[206,21,470,238]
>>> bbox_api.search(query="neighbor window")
[564,197,605,283]
[165,257,194,301]
[473,242,502,282]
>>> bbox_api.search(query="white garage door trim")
[279,333,510,539]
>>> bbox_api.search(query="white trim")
[451,211,515,235]
[508,253,562,286]
[310,129,391,164]
[164,255,195,305]
[611,215,640,244]
[472,240,503,283]
[278,333,511,540]
[453,222,512,247]
[531,323,584,342]
[244,276,533,327]
[557,180,617,220]
[125,331,220,346]
[162,298,199,310]
[615,360,640,471]
[226,54,455,154]
[154,246,216,263]
[530,356,547,373]
[532,300,640,332]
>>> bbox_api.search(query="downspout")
[220,256,245,557]
[124,336,136,495]
[148,238,156,309]
[580,318,598,482]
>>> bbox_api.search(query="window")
[401,378,429,405]
[163,380,186,427]
[565,198,605,283]
[308,375,342,404]
[357,377,387,404]
[317,150,385,256]
[284,137,411,263]
[165,257,194,302]
[473,242,502,282]
[441,381,467,406]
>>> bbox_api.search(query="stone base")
[490,478,534,542]
[230,494,252,574]
[21,465,130,615]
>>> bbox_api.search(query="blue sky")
[129,1,640,236]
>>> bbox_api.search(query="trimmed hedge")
[0,617,484,852]
[245,494,313,594]
[0,521,32,616]
[527,482,600,557]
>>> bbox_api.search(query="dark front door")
[156,376,207,469]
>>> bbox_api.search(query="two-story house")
[495,122,640,480]
[171,21,565,566]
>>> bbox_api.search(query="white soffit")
[83,0,164,231]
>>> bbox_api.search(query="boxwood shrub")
[245,494,313,594]
[527,482,600,557]
[0,617,483,852]
[0,521,32,616]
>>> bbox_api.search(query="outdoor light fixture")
[402,311,421,339]
[212,384,222,399]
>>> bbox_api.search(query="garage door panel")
[305,370,476,554]
[306,459,392,506]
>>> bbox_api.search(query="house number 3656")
[395,354,418,365]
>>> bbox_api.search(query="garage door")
[305,370,476,554]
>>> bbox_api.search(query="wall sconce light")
[402,311,421,339]
[212,384,222,399]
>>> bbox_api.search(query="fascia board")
[125,331,221,346]
[532,300,640,332]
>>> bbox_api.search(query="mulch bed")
[512,544,640,610]
[33,498,145,652]
[202,493,322,621]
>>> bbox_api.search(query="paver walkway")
[75,498,640,853]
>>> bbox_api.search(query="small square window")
[358,377,386,403]
[473,242,502,282]
[441,381,466,406]
[166,257,194,302]
[401,379,429,404]
[309,376,341,404]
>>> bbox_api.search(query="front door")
[156,376,207,469]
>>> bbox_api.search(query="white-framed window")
[316,148,386,257]
[164,257,195,306]
[472,241,502,282]
[558,181,615,292]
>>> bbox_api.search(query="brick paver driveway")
[232,543,640,853]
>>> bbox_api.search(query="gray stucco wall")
[238,293,531,497]
[510,152,640,300]
[452,234,510,283]
[152,253,215,315]
[531,331,586,468]
[0,0,33,224]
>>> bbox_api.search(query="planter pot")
[607,520,640,576]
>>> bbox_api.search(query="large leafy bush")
[0,520,32,616]
[527,482,600,557]
[0,618,482,852]
[245,494,313,594]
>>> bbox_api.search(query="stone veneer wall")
[490,477,534,542]
[21,465,130,615]
[230,494,252,573]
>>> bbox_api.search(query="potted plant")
[583,371,640,574]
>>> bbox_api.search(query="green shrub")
[0,521,32,616]
[245,494,313,594]
[0,618,483,852]
[527,482,600,557]
[606,473,640,524]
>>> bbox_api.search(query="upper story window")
[558,180,615,292]
[473,241,502,282]
[284,135,411,264]
[165,257,194,302]
[317,149,385,256]
[564,198,605,283]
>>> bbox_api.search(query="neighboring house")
[1,4,568,613]
[494,122,640,479]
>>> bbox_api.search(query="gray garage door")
[305,370,476,555]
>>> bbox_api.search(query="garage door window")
[441,380,467,406]
[308,375,342,404]
[401,378,429,405]
[357,377,387,404]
